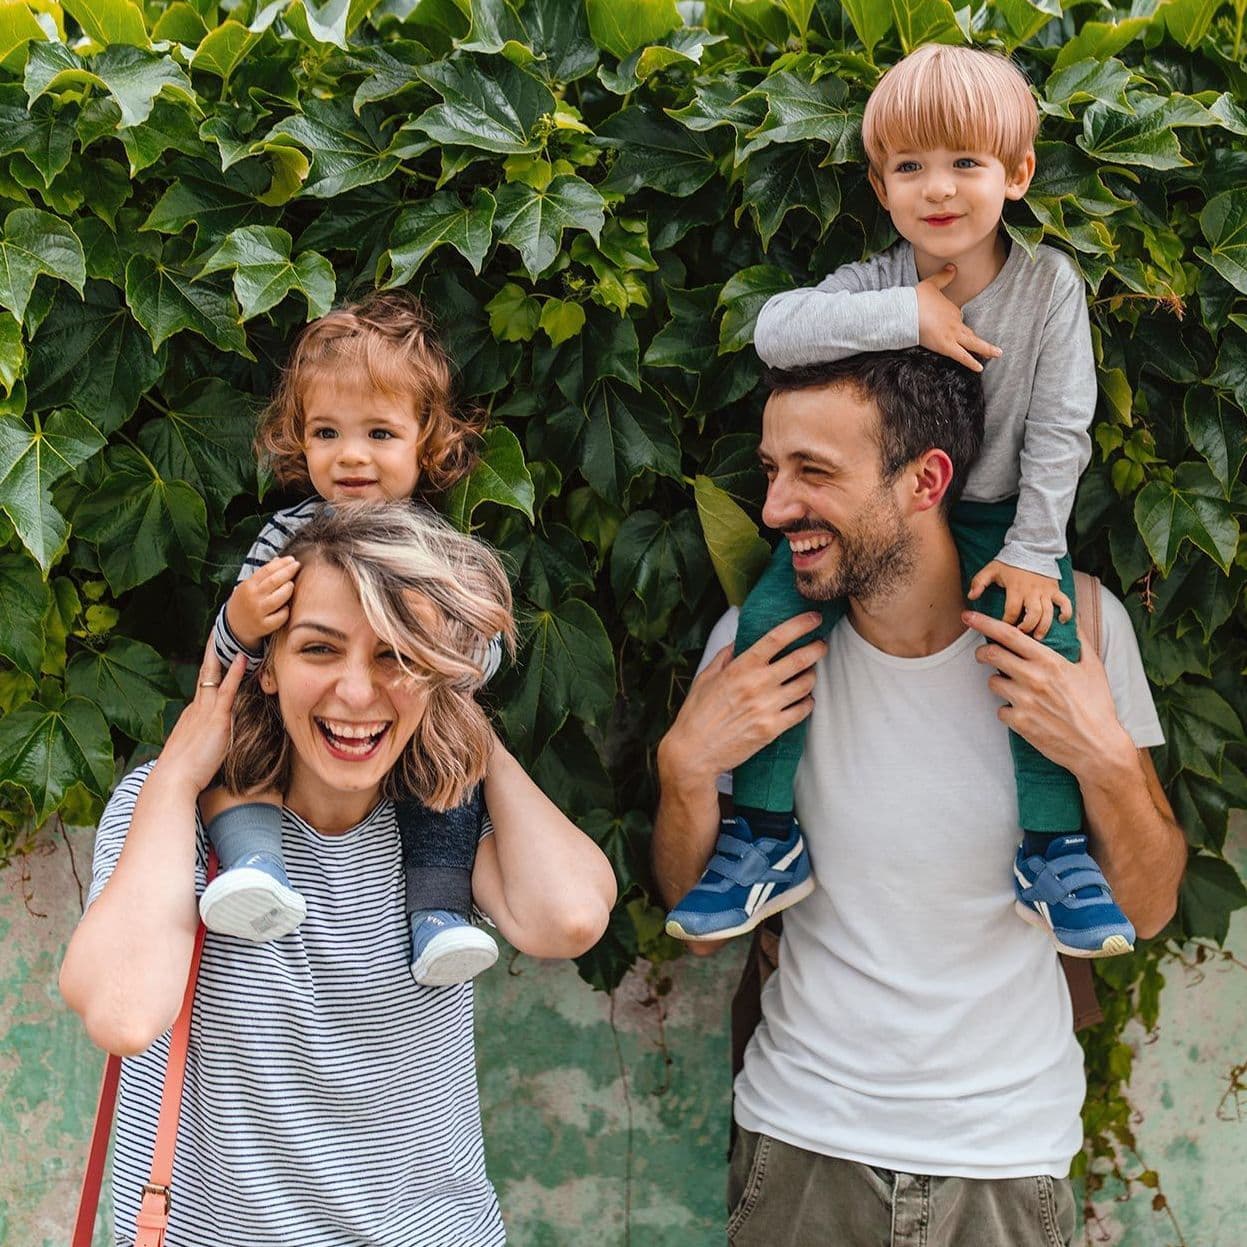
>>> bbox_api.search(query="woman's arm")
[60,646,246,1055]
[471,738,616,958]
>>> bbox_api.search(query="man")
[653,349,1185,1246]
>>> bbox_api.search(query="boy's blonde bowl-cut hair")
[862,44,1038,174]
[224,501,515,812]
[258,289,486,496]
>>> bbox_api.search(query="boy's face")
[301,370,423,503]
[868,146,1034,262]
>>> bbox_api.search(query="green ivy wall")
[0,0,1243,1211]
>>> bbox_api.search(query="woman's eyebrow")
[288,621,349,641]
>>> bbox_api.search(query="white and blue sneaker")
[198,851,307,942]
[665,814,815,941]
[1013,834,1135,958]
[410,910,499,987]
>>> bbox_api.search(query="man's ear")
[867,166,889,210]
[909,449,955,514]
[1004,150,1036,201]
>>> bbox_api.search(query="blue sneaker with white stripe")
[665,814,815,941]
[1013,834,1134,958]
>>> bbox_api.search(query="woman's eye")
[301,643,334,656]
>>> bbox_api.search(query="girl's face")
[301,371,424,502]
[261,560,430,825]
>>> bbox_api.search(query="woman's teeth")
[316,719,389,755]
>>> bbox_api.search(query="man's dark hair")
[763,349,986,513]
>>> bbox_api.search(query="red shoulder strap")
[74,855,215,1247]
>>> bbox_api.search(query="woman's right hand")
[154,640,247,794]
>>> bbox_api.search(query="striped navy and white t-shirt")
[86,762,507,1247]
[212,498,504,678]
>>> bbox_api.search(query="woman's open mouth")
[315,718,391,760]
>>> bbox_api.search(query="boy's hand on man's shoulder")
[967,559,1072,641]
[916,264,1003,373]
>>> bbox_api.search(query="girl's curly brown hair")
[257,290,486,496]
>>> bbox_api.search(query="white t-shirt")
[699,585,1163,1179]
[85,763,506,1247]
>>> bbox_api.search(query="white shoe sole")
[199,868,307,942]
[1014,899,1134,958]
[411,926,499,987]
[665,872,817,942]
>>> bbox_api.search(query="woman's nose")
[335,661,378,707]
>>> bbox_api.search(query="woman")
[60,502,617,1246]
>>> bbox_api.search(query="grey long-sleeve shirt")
[753,240,1096,579]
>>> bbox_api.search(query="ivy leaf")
[740,144,841,247]
[501,522,594,610]
[0,207,84,322]
[598,106,725,197]
[444,425,535,527]
[717,265,795,354]
[124,254,250,355]
[1134,461,1239,575]
[694,475,770,607]
[0,312,22,396]
[1155,683,1242,781]
[0,551,50,677]
[1184,389,1246,498]
[888,0,965,52]
[497,597,615,757]
[0,408,104,571]
[0,96,75,188]
[264,98,400,198]
[0,696,114,821]
[410,55,555,154]
[1194,191,1247,295]
[73,449,209,593]
[62,0,149,48]
[423,269,522,398]
[610,508,707,642]
[1078,96,1191,170]
[494,175,605,278]
[192,5,284,82]
[1160,0,1223,49]
[1170,751,1247,853]
[571,379,682,504]
[1052,16,1150,70]
[1177,854,1247,944]
[534,304,640,404]
[522,0,598,84]
[66,636,174,743]
[839,0,893,51]
[26,281,163,433]
[198,225,335,321]
[0,4,52,66]
[1040,58,1134,122]
[574,900,638,992]
[136,379,258,516]
[380,189,496,284]
[737,72,858,163]
[584,0,680,58]
[142,165,274,248]
[26,42,195,130]
[599,28,725,95]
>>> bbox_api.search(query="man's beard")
[789,488,915,603]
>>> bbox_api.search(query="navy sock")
[734,805,794,841]
[1022,829,1076,856]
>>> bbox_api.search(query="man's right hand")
[916,265,1002,373]
[225,556,300,652]
[659,612,828,784]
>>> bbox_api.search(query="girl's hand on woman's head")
[225,556,300,652]
[154,641,248,795]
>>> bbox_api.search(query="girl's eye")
[310,428,337,440]
[369,429,397,440]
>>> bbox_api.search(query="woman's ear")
[260,667,278,695]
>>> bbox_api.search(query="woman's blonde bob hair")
[223,502,515,812]
[862,44,1038,173]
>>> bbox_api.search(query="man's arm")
[653,615,827,950]
[965,609,1185,939]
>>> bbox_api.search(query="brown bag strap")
[74,854,216,1247]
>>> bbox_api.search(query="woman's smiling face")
[261,559,430,823]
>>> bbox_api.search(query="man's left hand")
[962,610,1134,778]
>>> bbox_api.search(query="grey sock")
[206,802,284,870]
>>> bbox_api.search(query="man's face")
[759,383,916,603]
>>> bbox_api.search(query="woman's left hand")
[155,640,248,794]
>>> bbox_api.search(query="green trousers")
[732,498,1083,833]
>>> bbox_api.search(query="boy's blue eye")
[895,160,919,174]
[954,158,979,169]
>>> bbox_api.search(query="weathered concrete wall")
[4,819,1245,1246]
